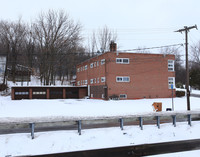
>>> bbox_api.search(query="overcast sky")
[0,0,200,52]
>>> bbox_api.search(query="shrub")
[109,94,119,100]
[176,82,184,89]
[0,84,8,91]
[176,90,185,97]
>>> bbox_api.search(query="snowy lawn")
[1,121,200,157]
[1,96,200,157]
[0,96,200,118]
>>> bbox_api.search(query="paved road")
[191,93,200,98]
[16,139,200,157]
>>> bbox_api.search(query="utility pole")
[175,25,198,111]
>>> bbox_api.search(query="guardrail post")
[77,120,81,135]
[139,117,143,130]
[156,116,160,129]
[188,114,192,126]
[119,118,124,130]
[29,123,35,139]
[172,115,176,127]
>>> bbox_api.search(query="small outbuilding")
[11,86,88,100]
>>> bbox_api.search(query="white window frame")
[85,65,88,70]
[119,94,127,99]
[168,77,175,89]
[94,62,96,67]
[85,80,88,85]
[168,60,175,72]
[102,94,105,99]
[97,77,99,83]
[116,76,130,82]
[101,59,105,65]
[101,77,106,82]
[77,81,80,86]
[116,58,129,64]
[77,68,80,72]
[97,61,99,66]
[90,79,93,84]
[90,63,93,68]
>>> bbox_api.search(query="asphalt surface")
[16,139,200,157]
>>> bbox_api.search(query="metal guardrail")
[1,110,200,139]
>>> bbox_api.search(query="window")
[116,76,130,82]
[77,81,80,85]
[94,78,96,83]
[85,65,88,70]
[119,94,127,99]
[97,77,99,83]
[102,94,105,99]
[116,58,129,64]
[80,67,82,71]
[85,80,88,85]
[77,68,80,72]
[90,79,93,84]
[101,77,106,82]
[90,63,93,68]
[15,92,29,95]
[33,91,46,95]
[101,59,105,65]
[97,61,99,66]
[168,60,174,71]
[168,77,175,89]
[94,62,96,67]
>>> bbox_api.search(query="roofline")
[77,51,175,66]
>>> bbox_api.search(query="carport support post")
[119,118,124,130]
[172,115,176,127]
[139,117,143,130]
[188,114,192,126]
[156,116,160,129]
[77,120,82,135]
[29,123,35,139]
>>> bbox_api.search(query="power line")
[118,43,184,52]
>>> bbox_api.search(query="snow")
[1,121,200,157]
[1,94,200,156]
[1,96,200,119]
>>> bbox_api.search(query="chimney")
[110,41,117,52]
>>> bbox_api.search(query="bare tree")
[33,10,82,85]
[0,19,27,83]
[191,41,200,65]
[88,25,117,55]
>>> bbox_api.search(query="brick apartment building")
[76,42,175,100]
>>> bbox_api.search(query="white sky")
[0,0,200,51]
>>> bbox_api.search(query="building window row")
[168,60,174,72]
[77,59,105,72]
[116,76,130,82]
[119,94,127,99]
[168,77,175,89]
[33,91,46,95]
[15,92,29,95]
[116,58,129,64]
[90,77,106,84]
[77,80,88,86]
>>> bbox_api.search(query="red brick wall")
[76,52,175,99]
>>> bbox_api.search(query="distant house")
[76,42,175,100]
[0,55,6,77]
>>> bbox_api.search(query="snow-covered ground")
[1,121,200,157]
[1,96,200,118]
[1,94,200,156]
